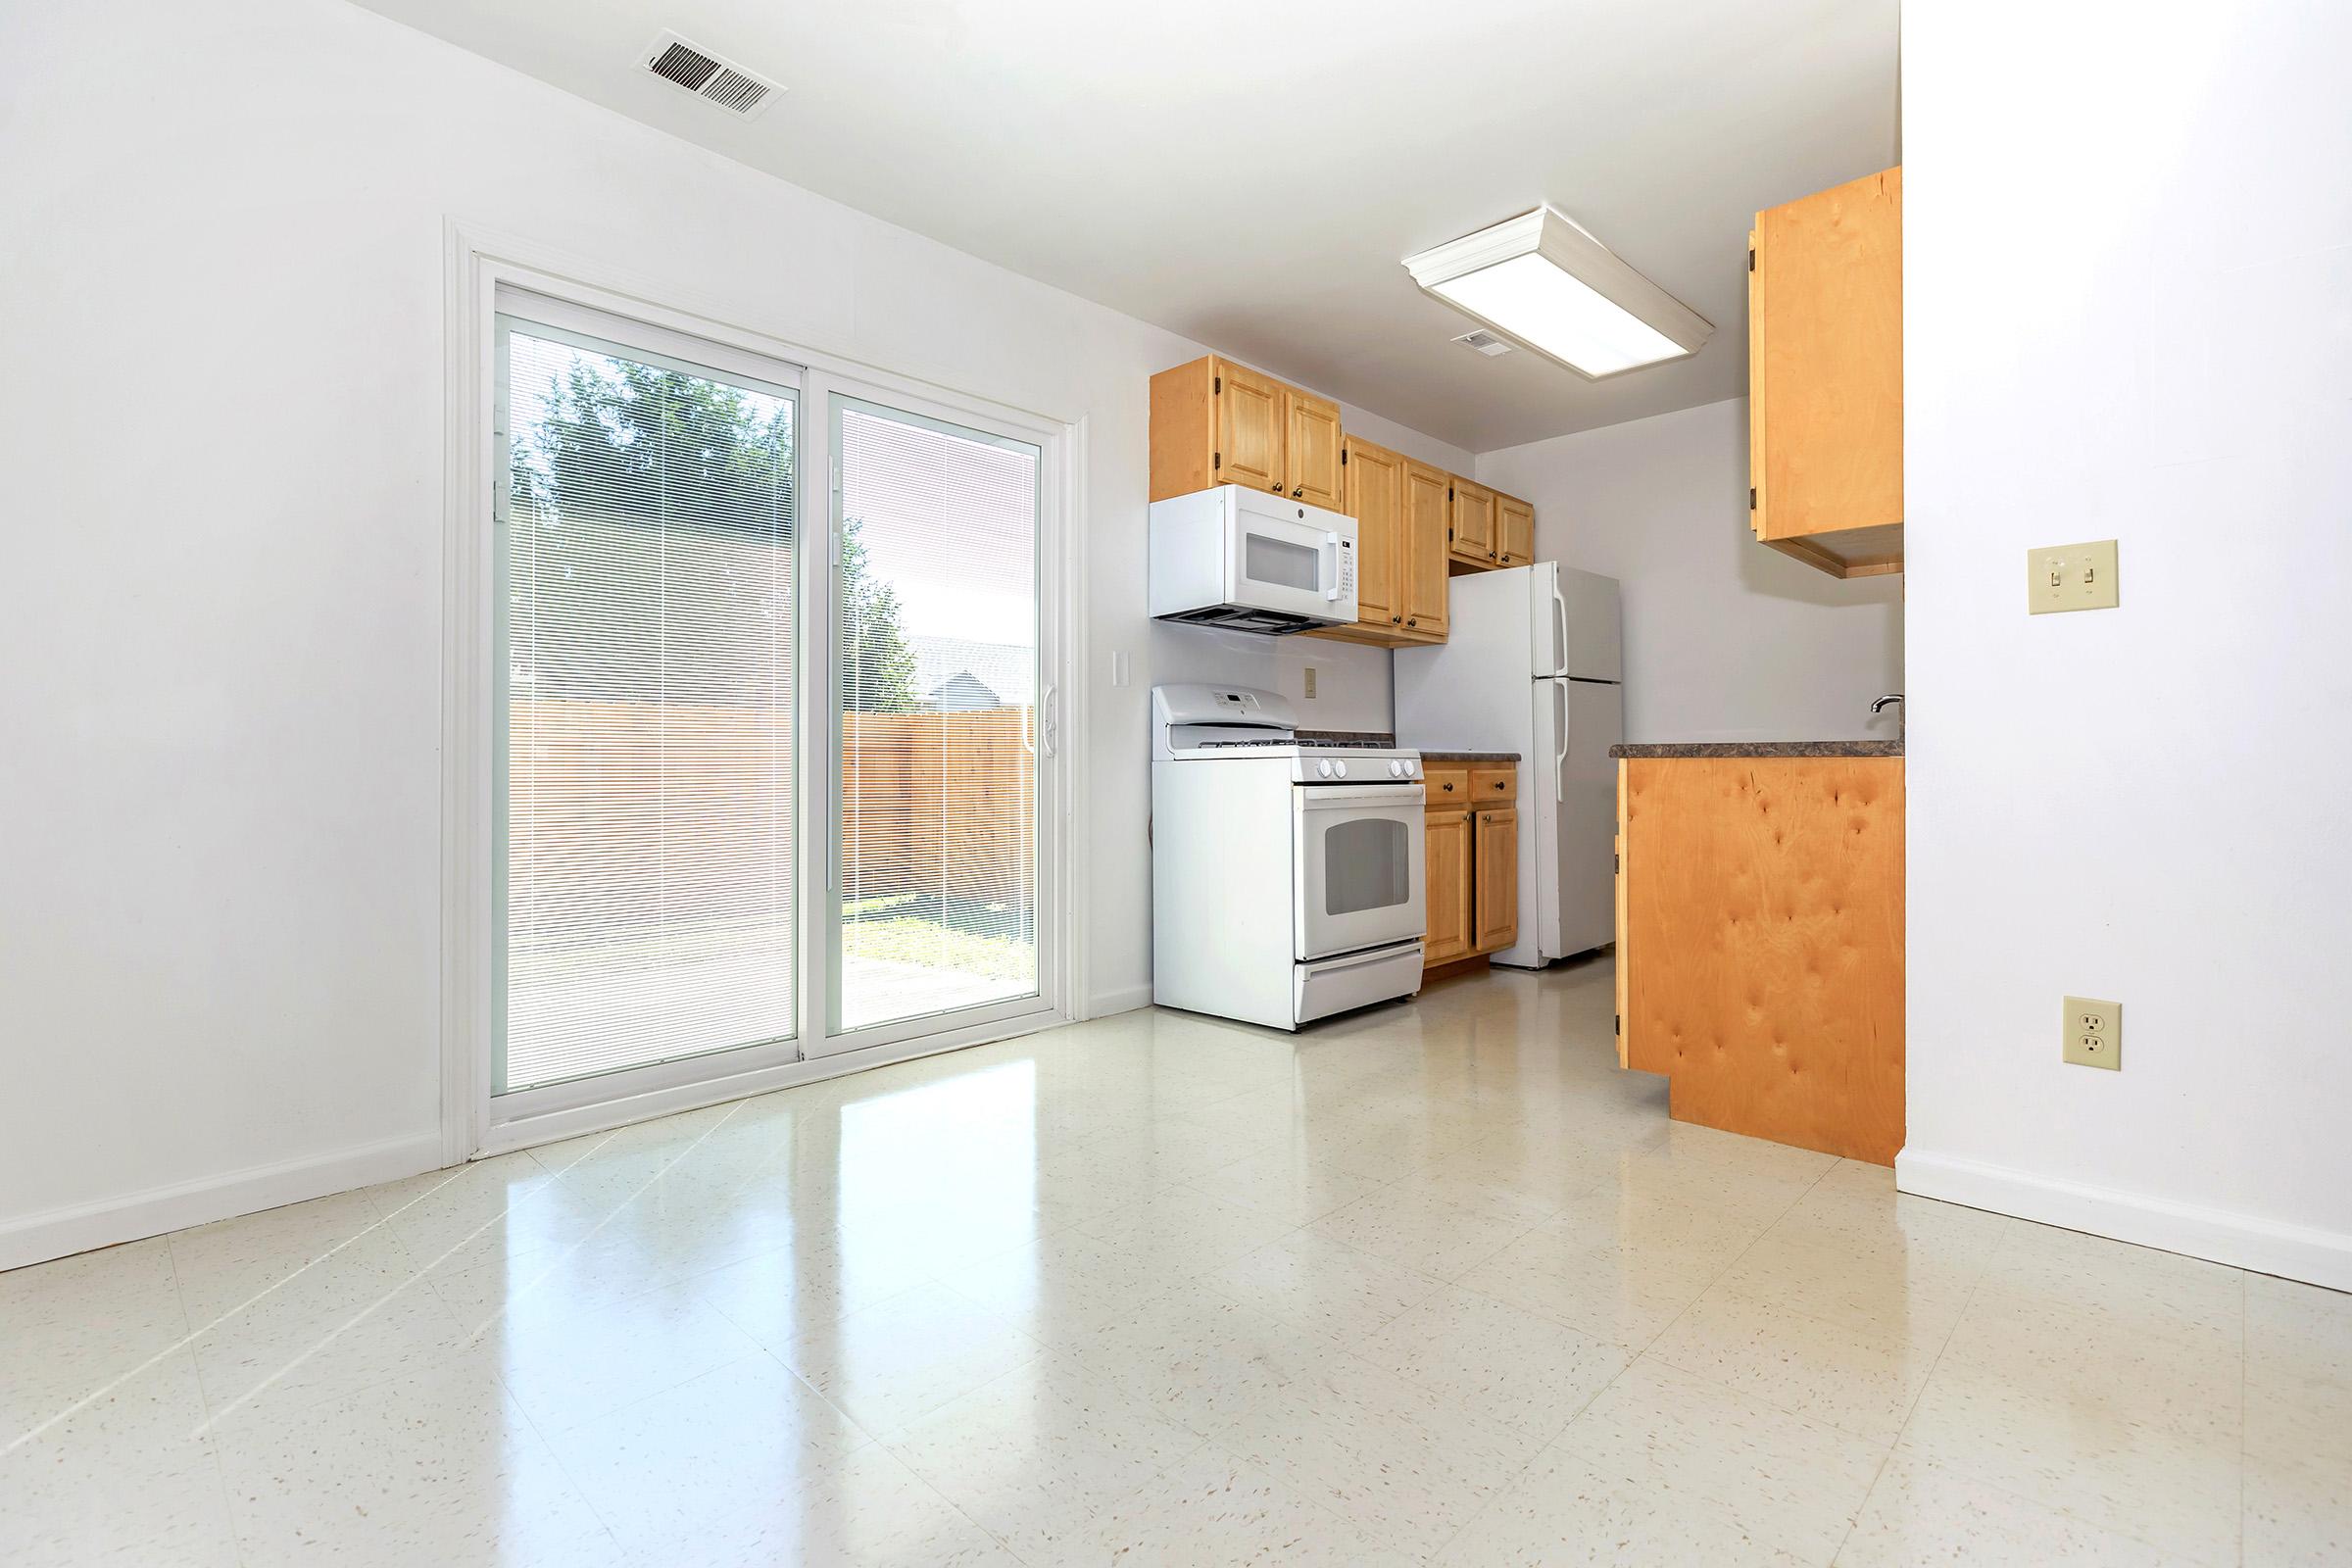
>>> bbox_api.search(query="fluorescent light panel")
[1403,207,1712,379]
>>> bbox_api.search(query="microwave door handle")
[1323,531,1341,601]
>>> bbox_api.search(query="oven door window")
[1322,817,1409,914]
[1294,787,1426,960]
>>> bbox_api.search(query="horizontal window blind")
[835,401,1041,1033]
[498,319,798,1093]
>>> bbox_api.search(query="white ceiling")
[356,0,1898,452]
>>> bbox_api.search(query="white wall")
[0,0,1465,1260]
[1477,399,1903,743]
[1901,1,2352,1287]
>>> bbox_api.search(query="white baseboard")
[0,1133,446,1274]
[1897,1148,2352,1293]
[1086,984,1152,1020]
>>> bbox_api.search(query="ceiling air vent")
[1453,329,1515,358]
[641,30,780,119]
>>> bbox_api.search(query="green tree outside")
[508,342,916,711]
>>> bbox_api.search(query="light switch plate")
[1302,665,1318,700]
[2029,540,2120,613]
[2064,995,2122,1070]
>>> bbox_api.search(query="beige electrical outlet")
[2064,996,2122,1070]
[2029,540,2120,613]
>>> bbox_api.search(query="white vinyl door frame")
[441,225,1085,1164]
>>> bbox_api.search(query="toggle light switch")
[2028,540,2120,613]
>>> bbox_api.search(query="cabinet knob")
[1391,614,1402,624]
[1270,481,1282,492]
[1441,781,1455,793]
[1405,617,1417,627]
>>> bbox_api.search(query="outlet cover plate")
[2029,540,2120,614]
[2064,995,2122,1070]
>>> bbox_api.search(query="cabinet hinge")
[1747,248,1755,272]
[1614,1013,1622,1036]
[1748,486,1757,511]
[1213,375,1221,395]
[1213,451,1221,470]
[1340,448,1348,466]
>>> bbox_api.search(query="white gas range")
[1152,684,1427,1030]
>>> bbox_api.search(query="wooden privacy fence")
[509,699,1037,940]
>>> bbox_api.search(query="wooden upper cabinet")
[1150,355,1283,501]
[1399,460,1450,639]
[1149,354,1345,507]
[1216,361,1287,497]
[1285,390,1343,508]
[1448,475,1496,567]
[1473,806,1519,954]
[1749,166,1903,578]
[1339,435,1402,632]
[1494,492,1535,567]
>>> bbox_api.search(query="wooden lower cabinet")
[1423,806,1472,964]
[1616,756,1905,1163]
[1422,764,1518,970]
[1473,807,1518,952]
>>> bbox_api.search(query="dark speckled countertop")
[1611,741,1903,759]
[1415,750,1523,763]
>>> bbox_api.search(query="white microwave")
[1149,485,1358,634]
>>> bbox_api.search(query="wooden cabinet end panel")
[1752,167,1903,543]
[1621,757,1904,1164]
[1148,357,1214,503]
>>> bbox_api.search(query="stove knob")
[1405,760,1418,777]
[1316,760,1334,778]
[1389,760,1405,778]
[1334,760,1349,778]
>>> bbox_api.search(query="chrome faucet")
[1872,693,1904,742]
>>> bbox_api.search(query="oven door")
[1293,783,1425,960]
[1226,496,1357,625]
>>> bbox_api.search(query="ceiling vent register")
[641,31,780,119]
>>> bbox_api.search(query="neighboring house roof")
[911,635,1036,709]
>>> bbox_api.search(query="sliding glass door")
[826,399,1043,1045]
[497,313,801,1095]
[489,292,1056,1111]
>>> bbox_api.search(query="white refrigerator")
[1394,563,1623,967]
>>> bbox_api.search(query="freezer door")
[1543,564,1624,683]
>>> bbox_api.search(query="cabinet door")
[1341,436,1403,631]
[1449,475,1496,565]
[1749,167,1902,564]
[1423,808,1472,965]
[1286,390,1344,509]
[1400,460,1450,639]
[1473,807,1518,953]
[1495,494,1535,567]
[1214,360,1287,495]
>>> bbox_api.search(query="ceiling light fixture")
[1403,207,1712,379]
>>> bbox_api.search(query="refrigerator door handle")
[1548,583,1570,677]
[1553,680,1569,802]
